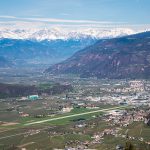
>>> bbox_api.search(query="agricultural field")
[0,104,128,150]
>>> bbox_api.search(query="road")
[25,106,127,126]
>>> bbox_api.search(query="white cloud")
[0,15,125,24]
[0,15,18,19]
[22,17,125,24]
[0,15,149,32]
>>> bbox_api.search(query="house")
[20,113,29,117]
[62,107,73,113]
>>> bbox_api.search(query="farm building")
[28,95,39,100]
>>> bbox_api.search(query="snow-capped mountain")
[0,38,97,66]
[0,27,137,41]
[0,27,148,67]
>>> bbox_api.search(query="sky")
[0,0,149,30]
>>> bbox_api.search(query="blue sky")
[0,0,149,29]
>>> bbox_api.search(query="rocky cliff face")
[46,32,150,79]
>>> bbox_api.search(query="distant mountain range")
[46,31,150,79]
[0,28,137,67]
[0,38,97,66]
[0,28,136,40]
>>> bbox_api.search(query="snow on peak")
[0,27,138,41]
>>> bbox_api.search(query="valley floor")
[0,68,150,149]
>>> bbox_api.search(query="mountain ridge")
[0,28,136,41]
[0,38,97,66]
[46,31,150,79]
[0,27,137,66]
